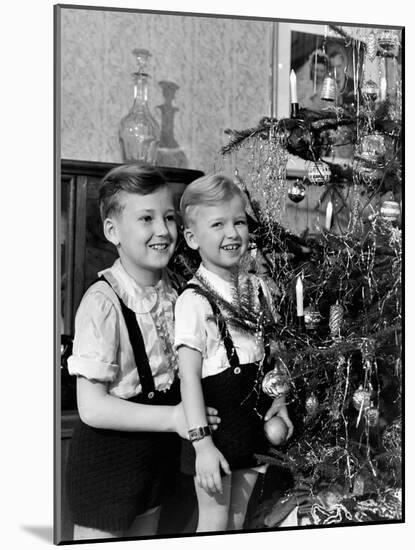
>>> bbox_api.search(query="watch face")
[188,426,211,441]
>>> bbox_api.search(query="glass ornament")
[365,403,379,427]
[305,393,319,416]
[377,29,400,57]
[380,200,400,222]
[352,385,371,411]
[355,132,386,165]
[287,179,306,203]
[352,158,383,186]
[329,303,344,338]
[262,365,290,398]
[320,73,337,101]
[362,79,379,101]
[304,306,322,330]
[307,161,331,185]
[119,49,160,164]
[366,31,378,62]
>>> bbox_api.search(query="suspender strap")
[183,283,240,369]
[98,276,156,396]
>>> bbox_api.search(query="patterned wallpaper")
[60,7,273,174]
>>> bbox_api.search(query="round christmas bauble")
[356,132,386,165]
[352,158,383,186]
[352,385,371,411]
[362,79,379,101]
[288,180,306,203]
[329,303,344,338]
[380,200,400,222]
[365,403,379,427]
[304,306,322,330]
[264,416,288,446]
[307,161,331,185]
[377,29,400,57]
[262,367,290,398]
[305,393,319,416]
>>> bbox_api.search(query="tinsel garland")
[221,105,401,193]
[171,258,277,338]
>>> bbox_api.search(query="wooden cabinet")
[57,160,203,542]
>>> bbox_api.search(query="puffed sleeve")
[67,289,120,382]
[174,290,207,355]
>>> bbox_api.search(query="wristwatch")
[188,425,212,442]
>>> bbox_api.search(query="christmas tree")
[178,25,403,527]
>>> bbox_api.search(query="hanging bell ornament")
[305,393,319,416]
[304,306,322,330]
[262,367,290,398]
[352,385,371,411]
[377,29,400,58]
[329,302,344,338]
[365,402,379,427]
[380,200,400,223]
[366,31,378,62]
[362,79,379,102]
[307,161,331,185]
[320,73,337,101]
[288,179,306,203]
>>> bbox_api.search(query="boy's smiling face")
[104,186,177,285]
[184,195,249,280]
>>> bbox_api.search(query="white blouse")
[68,259,177,399]
[174,264,276,379]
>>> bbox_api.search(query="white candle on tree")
[325,200,333,230]
[380,77,387,101]
[296,275,304,316]
[290,69,298,104]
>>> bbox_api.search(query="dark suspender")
[98,276,156,398]
[183,283,240,370]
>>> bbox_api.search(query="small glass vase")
[119,49,160,164]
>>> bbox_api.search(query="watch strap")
[188,425,212,442]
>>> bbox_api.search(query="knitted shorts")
[66,382,181,532]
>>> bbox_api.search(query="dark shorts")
[66,381,181,532]
[181,363,272,476]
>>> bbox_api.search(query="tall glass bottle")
[119,49,160,164]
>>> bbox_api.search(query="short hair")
[99,163,167,221]
[180,173,246,227]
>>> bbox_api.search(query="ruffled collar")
[99,259,175,314]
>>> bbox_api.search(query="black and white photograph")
[54,3,404,545]
[4,1,411,549]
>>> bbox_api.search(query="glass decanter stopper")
[119,49,160,164]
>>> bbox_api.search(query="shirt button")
[148,391,155,399]
[233,367,241,374]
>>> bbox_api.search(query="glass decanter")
[119,49,160,164]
